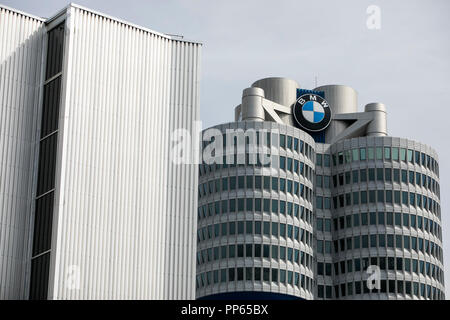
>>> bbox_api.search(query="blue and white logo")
[293,94,332,132]
[302,101,325,123]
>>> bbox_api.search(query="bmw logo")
[293,94,332,132]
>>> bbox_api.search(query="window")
[246,176,253,188]
[254,221,262,235]
[407,149,413,163]
[377,168,384,181]
[368,168,375,181]
[352,149,359,162]
[263,222,270,236]
[316,154,323,166]
[323,176,330,188]
[324,154,330,167]
[370,212,377,225]
[338,152,344,165]
[376,147,383,160]
[361,191,367,204]
[387,235,394,247]
[394,191,400,204]
[316,196,323,209]
[353,214,360,227]
[362,235,368,248]
[400,148,406,162]
[360,148,367,161]
[353,192,359,205]
[254,176,262,189]
[352,170,359,183]
[246,267,253,281]
[230,177,236,190]
[280,135,286,148]
[379,234,386,247]
[402,191,408,205]
[360,213,368,226]
[245,221,253,234]
[280,156,286,170]
[377,190,384,203]
[238,176,245,189]
[392,147,399,161]
[384,147,391,160]
[385,168,392,182]
[360,169,367,182]
[393,169,400,183]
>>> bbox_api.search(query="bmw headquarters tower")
[196,77,445,300]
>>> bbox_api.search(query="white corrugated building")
[0,3,201,300]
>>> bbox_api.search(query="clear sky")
[3,0,449,297]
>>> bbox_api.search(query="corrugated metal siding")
[48,6,201,299]
[0,6,45,299]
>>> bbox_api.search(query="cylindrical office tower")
[197,77,445,300]
[325,137,444,299]
[196,121,315,299]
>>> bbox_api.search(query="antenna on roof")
[314,76,318,88]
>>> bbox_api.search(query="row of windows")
[197,244,313,269]
[199,133,315,177]
[279,134,313,160]
[331,147,439,176]
[198,174,313,201]
[329,168,440,197]
[198,199,313,224]
[326,212,442,240]
[30,23,65,301]
[202,132,314,160]
[197,221,313,246]
[317,256,444,284]
[314,153,331,168]
[279,156,313,180]
[317,234,443,262]
[200,153,275,174]
[327,190,440,218]
[196,267,313,293]
[317,280,443,300]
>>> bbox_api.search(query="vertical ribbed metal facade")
[1,4,201,300]
[0,6,45,300]
[44,5,201,299]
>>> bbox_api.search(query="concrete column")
[252,77,300,126]
[365,103,387,136]
[241,87,265,121]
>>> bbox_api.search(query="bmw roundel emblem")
[293,94,332,132]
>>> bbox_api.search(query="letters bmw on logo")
[293,94,332,132]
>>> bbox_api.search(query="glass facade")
[315,138,444,300]
[198,123,444,300]
[196,122,315,299]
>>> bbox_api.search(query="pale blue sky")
[3,0,450,297]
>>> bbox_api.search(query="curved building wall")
[196,121,315,299]
[197,123,445,300]
[322,136,444,299]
